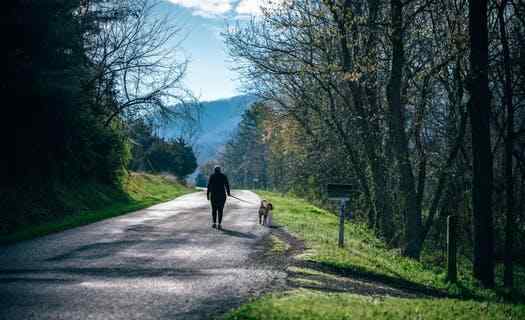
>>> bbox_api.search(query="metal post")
[338,200,345,247]
[447,215,457,282]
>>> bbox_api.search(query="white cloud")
[168,0,233,17]
[167,0,288,19]
[235,0,288,18]
[235,0,262,15]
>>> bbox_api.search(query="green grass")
[268,235,289,255]
[0,173,193,244]
[225,290,525,320]
[222,191,525,320]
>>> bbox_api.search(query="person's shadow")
[219,228,257,239]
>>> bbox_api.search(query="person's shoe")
[212,223,217,228]
[218,224,222,230]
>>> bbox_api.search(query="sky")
[161,0,276,101]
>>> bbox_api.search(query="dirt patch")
[249,225,305,270]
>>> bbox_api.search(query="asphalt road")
[0,191,285,320]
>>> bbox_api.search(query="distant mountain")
[160,94,257,165]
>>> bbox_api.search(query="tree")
[129,120,197,179]
[385,0,422,258]
[3,0,129,230]
[82,0,194,124]
[468,0,494,287]
[497,0,515,288]
[223,0,525,285]
[195,172,208,187]
[220,103,270,189]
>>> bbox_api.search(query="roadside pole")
[446,215,457,282]
[327,184,354,249]
[338,199,345,247]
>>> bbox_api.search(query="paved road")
[0,191,285,320]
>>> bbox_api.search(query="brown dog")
[258,200,274,225]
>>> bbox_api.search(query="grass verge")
[222,191,525,320]
[225,289,525,320]
[0,173,193,244]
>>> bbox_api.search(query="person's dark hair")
[214,166,221,173]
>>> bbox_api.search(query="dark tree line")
[223,0,525,288]
[129,120,197,178]
[2,0,196,233]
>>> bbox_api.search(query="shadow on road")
[219,228,257,239]
[0,266,208,279]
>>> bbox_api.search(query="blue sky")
[161,0,278,101]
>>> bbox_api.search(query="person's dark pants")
[211,199,226,224]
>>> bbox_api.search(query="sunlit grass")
[268,234,289,255]
[0,173,193,244]
[222,191,525,320]
[256,191,524,299]
[225,289,525,320]
[257,192,445,288]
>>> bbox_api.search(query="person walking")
[206,166,231,230]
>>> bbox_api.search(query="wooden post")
[447,215,457,282]
[338,200,345,247]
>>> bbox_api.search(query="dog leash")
[228,194,257,204]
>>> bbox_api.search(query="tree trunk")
[332,0,395,241]
[498,0,515,288]
[387,0,422,259]
[468,0,495,288]
[365,0,394,241]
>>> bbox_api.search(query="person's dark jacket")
[207,172,231,203]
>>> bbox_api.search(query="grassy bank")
[223,191,525,320]
[0,173,193,244]
[226,290,524,320]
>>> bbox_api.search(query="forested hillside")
[2,0,198,234]
[160,95,257,164]
[220,0,525,289]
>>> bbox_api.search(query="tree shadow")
[299,260,525,303]
[45,240,144,261]
[0,266,207,279]
[296,259,455,299]
[350,249,408,281]
[286,268,420,298]
[0,277,78,284]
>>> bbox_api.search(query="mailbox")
[326,183,355,201]
[326,183,356,248]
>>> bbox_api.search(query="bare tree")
[225,0,525,282]
[82,0,194,125]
